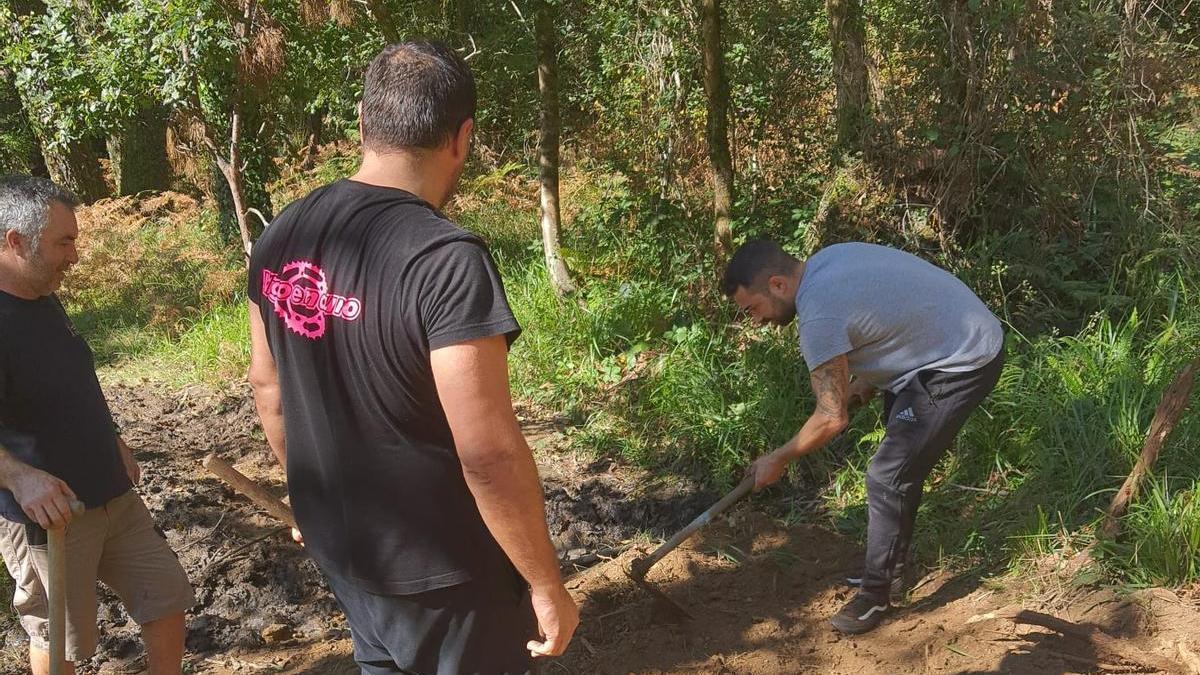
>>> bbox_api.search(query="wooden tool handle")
[47,500,85,675]
[630,474,755,579]
[202,454,297,530]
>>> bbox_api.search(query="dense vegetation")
[2,0,1198,588]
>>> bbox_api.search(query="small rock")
[261,623,293,645]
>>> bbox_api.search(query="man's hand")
[747,450,790,492]
[9,466,78,529]
[526,583,579,658]
[848,378,876,409]
[117,437,141,485]
[291,527,304,547]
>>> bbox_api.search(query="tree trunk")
[365,0,400,43]
[0,70,48,177]
[534,0,575,297]
[39,138,108,203]
[299,105,324,171]
[208,0,258,261]
[452,0,472,35]
[939,0,972,113]
[826,0,870,158]
[6,0,106,200]
[216,106,253,260]
[108,104,171,195]
[700,0,734,256]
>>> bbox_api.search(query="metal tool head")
[627,555,651,581]
[623,563,692,622]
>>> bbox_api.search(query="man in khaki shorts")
[0,175,194,674]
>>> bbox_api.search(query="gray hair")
[0,175,79,254]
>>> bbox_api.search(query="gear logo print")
[261,260,363,340]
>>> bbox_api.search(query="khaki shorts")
[0,490,195,662]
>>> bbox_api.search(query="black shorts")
[321,563,537,675]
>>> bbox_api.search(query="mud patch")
[0,383,720,674]
[535,443,720,566]
[80,383,344,674]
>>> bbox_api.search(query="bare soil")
[3,381,1199,674]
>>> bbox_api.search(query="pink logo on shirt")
[261,260,362,339]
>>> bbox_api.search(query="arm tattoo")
[811,356,849,419]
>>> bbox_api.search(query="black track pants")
[860,347,1005,599]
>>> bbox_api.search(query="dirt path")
[3,382,1198,674]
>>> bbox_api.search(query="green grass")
[92,301,250,387]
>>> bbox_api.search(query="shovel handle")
[203,454,297,530]
[48,499,85,675]
[630,475,755,579]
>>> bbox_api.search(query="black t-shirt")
[0,291,131,508]
[248,179,521,595]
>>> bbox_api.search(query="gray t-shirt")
[794,242,1003,393]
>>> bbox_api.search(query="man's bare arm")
[430,335,578,657]
[248,301,286,468]
[747,354,853,490]
[778,354,852,458]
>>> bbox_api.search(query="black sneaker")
[829,592,890,635]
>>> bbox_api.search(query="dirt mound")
[558,512,1200,674]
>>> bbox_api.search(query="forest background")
[1,0,1199,593]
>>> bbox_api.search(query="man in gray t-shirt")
[722,239,1004,635]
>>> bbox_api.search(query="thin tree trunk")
[365,0,400,43]
[534,0,575,297]
[1100,358,1199,539]
[826,0,870,158]
[206,0,257,261]
[299,106,324,171]
[700,0,734,256]
[215,105,253,260]
[108,104,171,195]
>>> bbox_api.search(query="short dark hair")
[361,41,476,152]
[721,239,800,296]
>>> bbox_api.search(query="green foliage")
[20,0,1198,592]
[0,73,38,173]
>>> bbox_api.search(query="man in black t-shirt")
[0,176,194,675]
[247,41,578,673]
